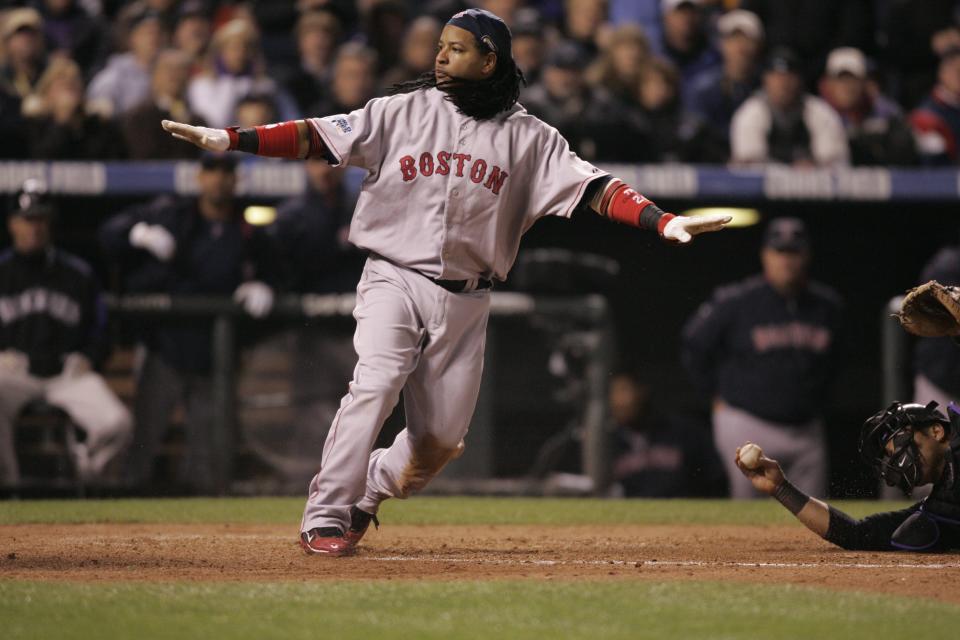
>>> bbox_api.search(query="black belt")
[432,277,492,293]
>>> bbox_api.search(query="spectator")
[911,48,960,166]
[880,0,959,109]
[739,0,874,88]
[277,10,343,114]
[682,218,843,499]
[687,9,763,150]
[730,47,849,166]
[522,40,645,162]
[819,47,917,166]
[654,0,721,107]
[233,93,278,128]
[86,6,167,119]
[23,57,126,159]
[171,0,213,68]
[609,371,724,497]
[563,0,607,58]
[99,154,280,494]
[362,0,407,74]
[271,157,363,294]
[478,0,525,27]
[310,42,378,116]
[381,15,442,90]
[586,22,651,108]
[0,179,132,486]
[187,18,298,128]
[0,8,47,101]
[122,48,204,160]
[635,56,725,163]
[37,0,108,78]
[510,8,546,86]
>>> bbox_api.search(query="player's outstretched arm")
[587,177,731,244]
[161,120,314,159]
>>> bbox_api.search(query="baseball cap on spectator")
[763,218,809,252]
[661,0,703,12]
[825,47,867,79]
[717,10,764,41]
[2,7,42,40]
[765,47,802,74]
[546,41,589,70]
[200,152,238,171]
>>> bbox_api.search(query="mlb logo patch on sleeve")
[329,117,353,134]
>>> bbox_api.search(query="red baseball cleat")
[344,506,380,547]
[299,528,353,556]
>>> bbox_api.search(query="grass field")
[3,497,959,640]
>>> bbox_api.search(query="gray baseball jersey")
[306,87,607,281]
[301,88,609,538]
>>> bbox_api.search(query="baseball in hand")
[739,443,763,470]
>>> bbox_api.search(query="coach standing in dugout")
[99,153,279,494]
[682,218,843,498]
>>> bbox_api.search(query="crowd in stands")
[0,0,958,166]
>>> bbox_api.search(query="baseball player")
[737,401,960,552]
[162,9,731,555]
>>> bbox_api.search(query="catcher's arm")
[735,445,830,536]
[586,176,731,243]
[161,120,316,159]
[735,445,922,550]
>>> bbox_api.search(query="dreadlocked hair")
[388,54,526,120]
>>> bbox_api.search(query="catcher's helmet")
[859,401,950,491]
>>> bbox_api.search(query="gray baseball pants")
[713,402,827,499]
[0,368,132,484]
[301,255,490,534]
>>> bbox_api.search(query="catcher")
[737,400,960,552]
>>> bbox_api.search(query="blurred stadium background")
[1,0,958,501]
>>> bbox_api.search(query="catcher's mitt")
[896,280,960,337]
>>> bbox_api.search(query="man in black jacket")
[99,154,278,494]
[738,401,960,552]
[0,179,131,485]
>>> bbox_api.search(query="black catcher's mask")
[858,401,952,491]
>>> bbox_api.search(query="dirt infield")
[3,523,959,602]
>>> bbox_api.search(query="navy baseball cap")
[11,178,54,219]
[765,47,802,74]
[447,8,511,57]
[763,217,809,251]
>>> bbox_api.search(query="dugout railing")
[105,292,615,496]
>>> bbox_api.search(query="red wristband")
[255,121,301,158]
[226,127,240,150]
[607,184,654,227]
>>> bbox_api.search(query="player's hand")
[662,213,732,244]
[129,222,176,262]
[161,120,230,152]
[61,352,92,378]
[234,280,274,318]
[735,445,786,496]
